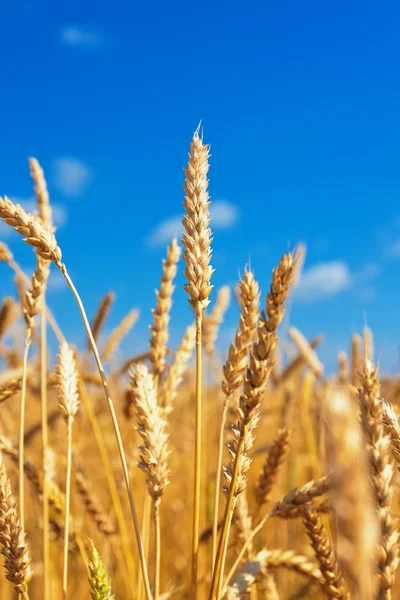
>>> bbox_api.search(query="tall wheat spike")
[327,388,378,600]
[56,342,80,599]
[358,361,400,599]
[210,252,294,600]
[130,364,170,599]
[212,269,260,563]
[182,126,213,599]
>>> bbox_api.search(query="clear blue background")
[1,0,400,372]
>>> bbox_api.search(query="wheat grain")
[0,453,31,599]
[302,505,350,599]
[254,427,291,508]
[150,238,181,378]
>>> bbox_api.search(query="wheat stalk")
[0,194,152,600]
[212,269,260,563]
[210,252,294,600]
[29,156,54,600]
[182,126,213,598]
[327,388,378,600]
[56,342,80,599]
[358,361,400,599]
[130,364,170,599]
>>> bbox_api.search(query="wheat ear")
[382,402,400,467]
[182,126,213,598]
[254,427,291,510]
[223,474,331,594]
[88,542,115,600]
[337,351,348,384]
[0,297,19,341]
[327,388,378,600]
[160,325,195,410]
[30,156,54,600]
[130,364,170,599]
[351,334,361,386]
[212,269,260,563]
[90,292,115,346]
[75,468,116,536]
[56,342,80,599]
[210,252,294,600]
[203,285,231,358]
[0,452,31,599]
[224,548,323,598]
[302,506,350,599]
[150,237,181,380]
[0,194,152,600]
[358,361,400,598]
[102,308,139,362]
[0,374,23,403]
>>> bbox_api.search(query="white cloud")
[295,261,352,303]
[211,200,239,228]
[147,216,182,248]
[356,262,380,282]
[60,26,103,48]
[385,239,400,259]
[146,200,239,247]
[53,158,92,197]
[47,270,67,292]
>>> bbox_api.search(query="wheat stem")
[19,332,32,531]
[62,417,73,599]
[154,501,161,599]
[40,307,50,600]
[59,265,153,600]
[138,491,152,600]
[79,380,136,599]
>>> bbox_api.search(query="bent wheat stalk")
[0,195,153,600]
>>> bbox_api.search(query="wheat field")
[0,129,398,600]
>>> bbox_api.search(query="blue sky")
[2,1,400,373]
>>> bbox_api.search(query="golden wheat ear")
[181,127,213,599]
